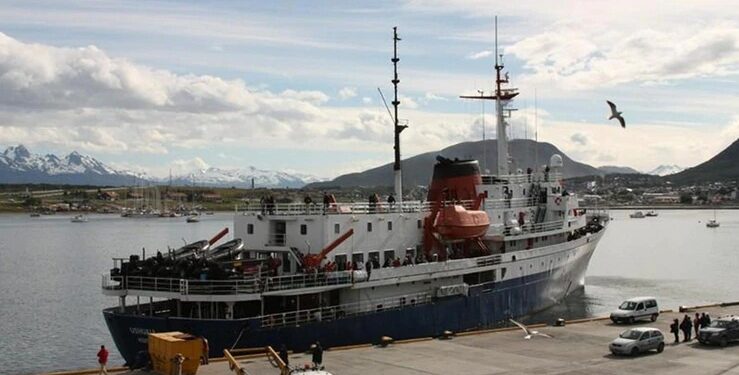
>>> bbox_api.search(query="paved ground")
[106,304,739,375]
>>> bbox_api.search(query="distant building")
[127,191,143,199]
[98,191,119,201]
[580,194,604,206]
[166,192,188,200]
[644,193,680,204]
[201,193,223,202]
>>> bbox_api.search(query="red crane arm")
[209,227,229,245]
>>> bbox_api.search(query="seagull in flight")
[509,318,553,339]
[606,100,626,128]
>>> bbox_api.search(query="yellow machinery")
[148,331,205,375]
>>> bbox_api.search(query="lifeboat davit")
[434,205,490,239]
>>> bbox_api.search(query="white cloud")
[362,97,372,104]
[570,133,588,146]
[280,89,330,105]
[398,95,418,109]
[537,115,739,171]
[466,50,492,60]
[338,87,357,100]
[507,21,739,90]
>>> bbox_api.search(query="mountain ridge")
[308,139,603,189]
[665,139,739,184]
[0,145,322,188]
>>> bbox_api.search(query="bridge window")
[334,223,340,234]
[387,221,393,231]
[282,252,291,273]
[352,253,364,265]
[335,254,347,270]
[384,250,395,265]
[367,222,373,232]
[300,224,307,235]
[247,224,254,234]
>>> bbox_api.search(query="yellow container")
[148,331,204,375]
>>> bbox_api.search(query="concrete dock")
[51,304,739,375]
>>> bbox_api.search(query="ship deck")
[57,302,739,375]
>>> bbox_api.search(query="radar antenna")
[459,16,518,176]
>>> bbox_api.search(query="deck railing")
[481,172,562,185]
[237,200,476,216]
[102,270,356,296]
[262,271,354,292]
[506,220,564,237]
[260,292,433,328]
[103,275,262,295]
[484,197,538,209]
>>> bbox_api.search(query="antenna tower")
[391,26,407,203]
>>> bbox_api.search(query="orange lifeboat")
[434,205,490,239]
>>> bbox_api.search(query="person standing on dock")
[694,313,701,338]
[670,319,679,343]
[680,315,693,342]
[97,345,109,375]
[279,344,289,367]
[312,341,323,368]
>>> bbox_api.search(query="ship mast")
[391,26,407,203]
[460,16,518,177]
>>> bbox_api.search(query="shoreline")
[2,205,739,214]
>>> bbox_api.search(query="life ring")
[554,197,562,205]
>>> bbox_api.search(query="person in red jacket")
[97,345,109,375]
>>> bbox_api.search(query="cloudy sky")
[0,0,738,178]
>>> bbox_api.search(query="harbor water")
[0,209,736,374]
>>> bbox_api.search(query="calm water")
[0,210,737,374]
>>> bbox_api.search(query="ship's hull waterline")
[104,231,602,365]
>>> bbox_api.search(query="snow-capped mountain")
[169,166,325,189]
[0,144,136,185]
[647,164,684,176]
[0,145,325,188]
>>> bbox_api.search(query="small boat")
[205,212,215,216]
[433,205,490,239]
[30,212,40,217]
[206,239,245,261]
[71,214,88,223]
[706,209,720,228]
[186,216,200,223]
[171,240,210,259]
[645,211,658,217]
[629,211,645,219]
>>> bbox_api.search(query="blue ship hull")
[104,240,596,366]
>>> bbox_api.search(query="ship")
[101,25,609,366]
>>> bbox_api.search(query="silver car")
[609,327,665,356]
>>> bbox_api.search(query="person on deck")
[97,345,109,375]
[322,192,330,214]
[304,195,313,213]
[387,194,396,210]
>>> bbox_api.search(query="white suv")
[610,297,659,324]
